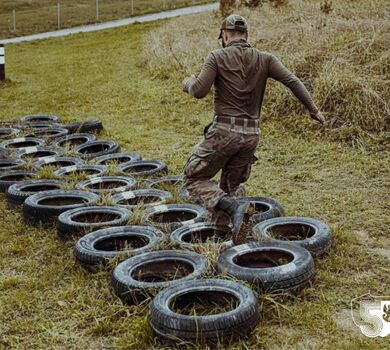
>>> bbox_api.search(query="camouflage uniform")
[183,119,259,226]
[182,15,320,228]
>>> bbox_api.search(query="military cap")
[218,14,248,39]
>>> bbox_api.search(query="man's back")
[185,38,318,121]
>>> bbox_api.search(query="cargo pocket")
[241,154,258,183]
[184,147,217,178]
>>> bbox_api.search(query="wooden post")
[96,0,99,21]
[12,9,16,32]
[131,0,134,15]
[0,45,5,82]
[57,2,61,30]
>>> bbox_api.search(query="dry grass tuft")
[143,0,389,145]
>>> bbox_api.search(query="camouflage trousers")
[183,122,259,227]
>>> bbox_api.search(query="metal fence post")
[0,45,5,82]
[57,2,61,30]
[96,0,99,21]
[12,10,16,32]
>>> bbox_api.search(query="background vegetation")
[0,0,214,39]
[0,0,389,348]
[146,0,389,148]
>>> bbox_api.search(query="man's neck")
[226,38,250,47]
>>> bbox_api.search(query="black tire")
[238,196,285,223]
[0,170,36,192]
[57,206,132,238]
[111,189,172,208]
[74,140,120,160]
[6,179,64,208]
[179,181,246,200]
[170,223,232,248]
[53,164,108,178]
[74,225,164,267]
[15,146,63,160]
[111,250,208,304]
[23,190,100,227]
[252,217,332,258]
[95,152,142,165]
[24,127,68,140]
[217,241,315,293]
[119,160,168,177]
[0,137,45,151]
[149,278,260,344]
[34,156,84,170]
[20,114,60,124]
[75,176,137,194]
[0,128,20,139]
[62,119,103,134]
[52,133,96,148]
[0,158,26,172]
[20,122,60,130]
[145,175,183,190]
[143,204,206,231]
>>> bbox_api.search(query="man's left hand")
[311,111,326,125]
[182,75,196,92]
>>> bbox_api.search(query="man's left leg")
[218,135,259,244]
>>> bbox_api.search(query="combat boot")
[217,196,250,245]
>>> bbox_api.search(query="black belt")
[215,116,258,128]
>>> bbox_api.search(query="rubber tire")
[75,176,137,194]
[149,278,260,345]
[23,190,100,227]
[179,181,246,200]
[0,158,26,172]
[53,164,108,178]
[57,206,132,238]
[0,137,45,151]
[6,179,64,208]
[111,189,172,208]
[15,146,63,160]
[62,119,103,134]
[52,133,96,148]
[95,152,142,165]
[20,114,60,124]
[217,241,315,293]
[74,225,164,267]
[143,204,206,231]
[74,140,120,160]
[0,128,20,140]
[20,122,60,130]
[238,196,285,223]
[111,250,209,304]
[145,175,183,189]
[170,222,232,249]
[119,160,168,177]
[24,127,68,140]
[34,156,84,170]
[252,217,332,258]
[0,170,36,192]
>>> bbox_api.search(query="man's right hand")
[311,111,326,125]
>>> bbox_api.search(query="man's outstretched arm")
[268,54,325,124]
[182,53,217,99]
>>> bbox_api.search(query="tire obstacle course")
[0,114,333,345]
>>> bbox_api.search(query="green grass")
[0,0,213,39]
[0,7,389,350]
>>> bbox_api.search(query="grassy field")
[0,0,213,39]
[0,1,389,349]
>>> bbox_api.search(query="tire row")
[0,114,333,345]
